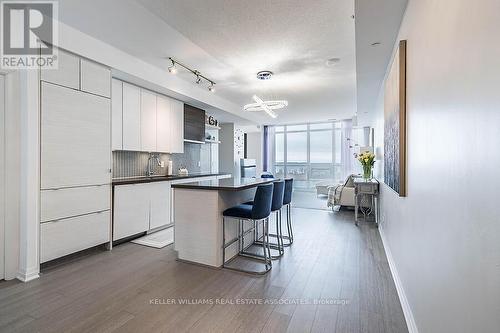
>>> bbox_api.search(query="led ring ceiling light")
[244,95,288,119]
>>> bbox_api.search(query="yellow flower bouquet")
[357,151,376,180]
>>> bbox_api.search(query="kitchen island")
[172,177,273,267]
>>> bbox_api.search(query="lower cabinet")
[149,182,171,230]
[113,176,229,241]
[113,183,151,241]
[41,211,110,263]
[113,181,172,241]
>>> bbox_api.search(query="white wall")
[3,71,22,280]
[0,75,4,279]
[246,132,262,176]
[372,1,500,332]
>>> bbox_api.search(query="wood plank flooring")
[0,208,408,333]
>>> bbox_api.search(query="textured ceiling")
[57,0,356,125]
[135,0,357,125]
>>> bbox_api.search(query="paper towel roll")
[167,160,173,175]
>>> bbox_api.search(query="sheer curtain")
[263,126,275,173]
[340,120,354,180]
[341,121,371,179]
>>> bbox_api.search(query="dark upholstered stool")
[222,183,273,274]
[249,180,285,259]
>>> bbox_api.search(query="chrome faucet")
[147,153,161,176]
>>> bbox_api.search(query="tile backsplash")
[113,142,212,178]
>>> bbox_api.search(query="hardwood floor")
[0,208,408,333]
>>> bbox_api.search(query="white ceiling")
[136,0,357,125]
[57,0,357,125]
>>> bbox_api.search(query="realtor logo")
[1,1,58,69]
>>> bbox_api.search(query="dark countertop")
[171,177,273,191]
[112,173,230,186]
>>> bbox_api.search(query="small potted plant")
[357,151,375,180]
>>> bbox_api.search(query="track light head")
[168,65,177,74]
[208,83,216,93]
[168,58,177,74]
[195,75,201,84]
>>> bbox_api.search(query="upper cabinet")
[41,83,111,189]
[140,89,157,152]
[80,59,111,98]
[40,49,80,89]
[111,79,184,154]
[122,83,141,151]
[170,99,184,153]
[156,95,171,153]
[111,79,123,151]
[184,104,206,143]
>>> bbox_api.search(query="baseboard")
[378,227,419,333]
[16,268,40,282]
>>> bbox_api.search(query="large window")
[286,132,307,163]
[271,121,346,191]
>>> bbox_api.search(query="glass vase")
[362,165,372,180]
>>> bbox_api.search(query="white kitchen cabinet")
[80,59,111,97]
[156,95,171,153]
[113,183,150,241]
[113,79,185,154]
[149,182,171,230]
[41,82,111,189]
[170,99,184,153]
[40,49,80,89]
[122,83,141,151]
[140,89,157,152]
[41,185,110,222]
[41,211,110,263]
[111,79,123,150]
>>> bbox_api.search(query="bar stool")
[282,178,294,246]
[222,183,273,275]
[251,180,285,259]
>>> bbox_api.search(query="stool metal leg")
[222,216,226,268]
[255,210,284,259]
[287,204,294,244]
[265,218,272,269]
[222,216,272,275]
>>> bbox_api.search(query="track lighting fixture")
[167,57,217,93]
[168,59,177,74]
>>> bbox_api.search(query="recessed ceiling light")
[256,71,273,80]
[326,57,341,66]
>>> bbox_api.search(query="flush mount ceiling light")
[168,57,216,92]
[244,95,288,119]
[256,70,273,80]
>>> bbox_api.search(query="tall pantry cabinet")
[39,49,112,263]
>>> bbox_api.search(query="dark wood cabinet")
[184,104,206,143]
